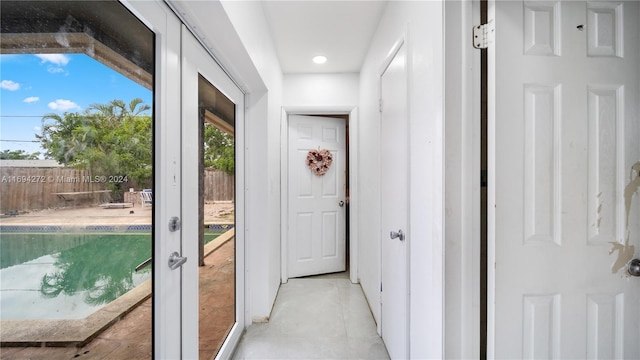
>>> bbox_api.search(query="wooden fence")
[204,169,234,202]
[0,167,234,213]
[1,168,110,213]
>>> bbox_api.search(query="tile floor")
[233,273,390,360]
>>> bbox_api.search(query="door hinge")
[379,99,383,113]
[473,20,494,49]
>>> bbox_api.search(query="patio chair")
[140,189,153,209]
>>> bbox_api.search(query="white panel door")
[380,39,408,360]
[489,1,640,358]
[288,115,346,278]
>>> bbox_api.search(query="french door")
[181,26,245,359]
[123,2,245,358]
[121,1,182,358]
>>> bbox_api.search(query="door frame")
[443,0,482,358]
[280,106,360,284]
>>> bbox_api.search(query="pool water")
[0,231,221,320]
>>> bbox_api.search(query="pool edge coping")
[0,229,235,347]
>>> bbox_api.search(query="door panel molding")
[488,1,640,358]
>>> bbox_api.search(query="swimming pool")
[0,229,223,320]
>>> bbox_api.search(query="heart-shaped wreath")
[307,149,333,176]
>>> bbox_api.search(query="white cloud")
[24,96,40,103]
[48,99,80,111]
[35,54,70,66]
[34,126,42,132]
[1,80,20,91]
[47,67,66,74]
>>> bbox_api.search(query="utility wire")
[0,139,40,143]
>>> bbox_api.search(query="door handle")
[628,259,640,277]
[339,200,345,207]
[168,252,187,270]
[390,229,405,241]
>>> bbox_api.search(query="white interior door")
[182,27,245,359]
[489,1,640,358]
[380,39,409,359]
[287,115,346,278]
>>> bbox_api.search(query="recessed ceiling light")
[312,55,327,64]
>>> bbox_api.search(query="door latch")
[169,216,181,232]
[628,259,640,277]
[168,252,187,270]
[390,229,405,241]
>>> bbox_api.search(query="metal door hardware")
[168,252,187,270]
[628,259,640,277]
[169,216,181,232]
[390,229,405,241]
[135,257,152,272]
[339,201,345,207]
[473,20,494,49]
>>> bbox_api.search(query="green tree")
[204,123,234,175]
[0,149,41,160]
[37,98,152,192]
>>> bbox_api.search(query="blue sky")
[0,53,152,156]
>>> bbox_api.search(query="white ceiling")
[261,1,387,74]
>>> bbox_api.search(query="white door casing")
[380,37,409,359]
[182,26,246,359]
[489,1,640,358]
[287,115,347,278]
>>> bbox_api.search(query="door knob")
[628,259,640,277]
[390,229,405,241]
[168,252,187,270]
[339,200,345,207]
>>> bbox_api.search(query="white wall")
[283,73,359,107]
[220,0,284,323]
[358,1,444,358]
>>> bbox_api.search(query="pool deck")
[0,201,234,227]
[0,202,236,358]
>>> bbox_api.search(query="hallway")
[233,273,389,360]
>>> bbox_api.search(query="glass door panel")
[0,1,154,357]
[182,26,245,360]
[199,76,237,359]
